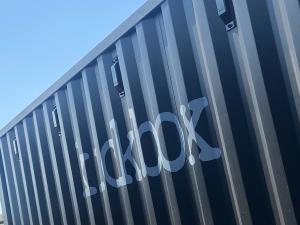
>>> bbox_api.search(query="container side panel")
[32,108,63,225]
[23,117,51,225]
[96,56,128,225]
[82,67,114,225]
[5,132,29,225]
[54,89,90,225]
[202,0,277,224]
[104,43,150,225]
[97,53,138,225]
[66,78,107,225]
[245,0,300,222]
[116,36,160,225]
[0,137,21,225]
[0,150,13,225]
[42,100,77,225]
[161,1,238,224]
[15,124,40,225]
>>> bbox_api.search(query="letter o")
[155,112,186,172]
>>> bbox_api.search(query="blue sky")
[0,0,146,214]
[0,0,146,130]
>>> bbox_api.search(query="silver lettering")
[84,97,222,193]
[155,112,186,172]
[180,97,221,163]
[138,120,162,177]
[79,153,98,197]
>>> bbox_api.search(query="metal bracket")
[12,137,20,160]
[216,0,236,31]
[111,57,125,98]
[52,105,62,136]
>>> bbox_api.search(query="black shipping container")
[0,0,299,224]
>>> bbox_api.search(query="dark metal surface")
[0,0,299,224]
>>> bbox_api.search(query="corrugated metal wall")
[0,0,299,224]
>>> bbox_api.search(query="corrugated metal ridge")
[0,0,165,137]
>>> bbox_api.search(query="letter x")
[180,97,221,164]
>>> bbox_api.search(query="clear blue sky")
[0,0,146,214]
[0,0,146,130]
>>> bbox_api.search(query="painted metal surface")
[0,0,299,224]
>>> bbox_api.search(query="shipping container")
[0,0,299,224]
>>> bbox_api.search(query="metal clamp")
[111,57,125,98]
[52,105,62,136]
[216,0,236,31]
[12,137,20,160]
